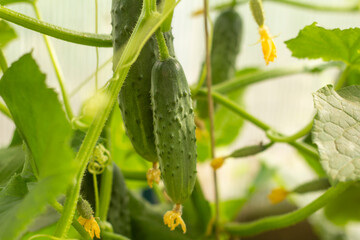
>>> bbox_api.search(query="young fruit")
[151,57,197,232]
[197,8,243,118]
[112,0,174,187]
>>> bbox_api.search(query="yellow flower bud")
[268,187,288,204]
[259,25,277,65]
[210,157,225,170]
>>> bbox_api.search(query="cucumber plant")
[1,0,360,239]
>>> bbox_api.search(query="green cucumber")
[151,57,197,204]
[112,0,174,162]
[197,8,243,118]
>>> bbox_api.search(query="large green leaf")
[0,53,76,239]
[0,20,16,48]
[286,23,360,65]
[0,146,25,187]
[312,85,360,182]
[324,184,360,226]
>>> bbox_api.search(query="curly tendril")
[88,144,110,174]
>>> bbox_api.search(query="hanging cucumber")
[197,8,243,118]
[151,31,197,233]
[112,0,174,187]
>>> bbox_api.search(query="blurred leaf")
[312,85,360,182]
[324,185,360,226]
[8,128,23,147]
[286,23,360,65]
[0,146,25,187]
[0,20,16,48]
[0,53,77,239]
[345,66,360,86]
[220,198,247,222]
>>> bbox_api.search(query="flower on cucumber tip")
[78,216,100,239]
[259,25,277,65]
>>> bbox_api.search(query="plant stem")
[334,65,351,90]
[201,0,358,13]
[122,170,147,181]
[223,182,352,236]
[266,120,313,142]
[155,29,170,60]
[0,48,8,72]
[0,101,12,119]
[101,231,130,240]
[93,173,100,218]
[202,0,219,239]
[95,0,99,89]
[70,57,112,97]
[32,3,74,121]
[50,201,92,240]
[0,5,112,47]
[99,163,113,220]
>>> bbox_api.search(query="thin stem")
[334,65,351,90]
[266,120,313,142]
[155,29,170,60]
[202,0,219,239]
[122,170,147,181]
[93,173,100,217]
[95,0,99,89]
[223,182,352,236]
[200,0,358,14]
[50,201,92,240]
[0,6,112,47]
[0,101,12,119]
[32,4,74,120]
[101,231,130,240]
[70,57,112,97]
[99,163,113,221]
[0,48,8,72]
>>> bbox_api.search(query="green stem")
[0,5,112,47]
[95,0,99,89]
[99,163,113,221]
[291,177,330,194]
[101,231,130,240]
[122,170,147,181]
[205,0,358,13]
[32,3,74,120]
[334,65,351,90]
[0,102,12,119]
[223,182,352,236]
[50,201,92,240]
[155,29,170,60]
[70,57,112,97]
[0,48,8,71]
[266,121,313,142]
[93,173,100,218]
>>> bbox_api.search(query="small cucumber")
[197,8,243,118]
[112,0,175,162]
[151,57,197,204]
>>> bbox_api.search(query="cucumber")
[112,0,175,162]
[197,8,243,118]
[151,57,197,204]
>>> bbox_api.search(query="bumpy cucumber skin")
[151,57,197,204]
[112,0,174,162]
[197,8,243,117]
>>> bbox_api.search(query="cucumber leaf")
[0,146,25,187]
[312,85,360,182]
[0,53,77,239]
[0,20,16,48]
[286,23,360,65]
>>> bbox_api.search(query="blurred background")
[1,0,360,239]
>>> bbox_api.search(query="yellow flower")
[210,157,225,170]
[146,162,161,188]
[259,25,277,65]
[78,216,100,239]
[163,204,186,233]
[268,187,288,204]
